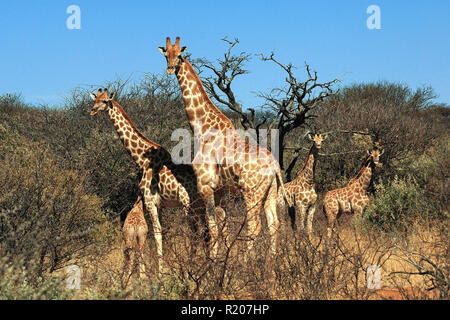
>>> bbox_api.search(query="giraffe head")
[89,88,115,116]
[307,132,328,149]
[158,37,187,74]
[367,148,384,167]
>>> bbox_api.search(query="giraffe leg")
[131,241,140,279]
[306,205,316,237]
[243,193,263,255]
[327,218,335,239]
[325,203,337,240]
[355,196,369,219]
[215,206,229,249]
[184,205,197,247]
[263,195,280,256]
[186,205,209,259]
[262,183,280,291]
[123,246,132,281]
[144,200,163,274]
[186,208,200,254]
[122,222,135,283]
[137,227,148,279]
[200,188,219,260]
[287,206,296,231]
[297,204,307,232]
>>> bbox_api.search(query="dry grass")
[56,205,448,300]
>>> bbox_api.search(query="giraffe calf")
[323,148,383,238]
[123,196,148,280]
[278,133,324,236]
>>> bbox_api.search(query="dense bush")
[0,258,72,300]
[312,81,446,190]
[363,176,428,232]
[0,124,115,280]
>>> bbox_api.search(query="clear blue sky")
[0,0,449,107]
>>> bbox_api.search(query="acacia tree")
[197,38,340,181]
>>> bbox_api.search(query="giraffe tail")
[276,168,293,208]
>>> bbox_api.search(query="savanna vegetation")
[0,40,448,300]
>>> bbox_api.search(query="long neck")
[296,144,318,185]
[108,101,160,170]
[176,58,234,132]
[350,157,373,191]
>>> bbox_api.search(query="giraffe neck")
[176,58,234,133]
[108,101,160,170]
[296,143,318,186]
[350,157,374,191]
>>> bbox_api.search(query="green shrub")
[0,258,73,300]
[364,176,429,232]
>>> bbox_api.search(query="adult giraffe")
[90,89,206,272]
[323,148,383,238]
[158,37,292,257]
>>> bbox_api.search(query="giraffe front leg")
[264,195,280,257]
[215,206,229,250]
[122,223,135,284]
[145,200,163,275]
[297,204,307,232]
[353,207,362,219]
[200,187,219,260]
[243,193,263,256]
[306,205,316,237]
[287,206,296,231]
[324,200,338,240]
[355,196,369,219]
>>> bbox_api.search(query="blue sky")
[0,0,449,107]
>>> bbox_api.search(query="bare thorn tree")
[196,38,340,181]
[257,52,340,178]
[198,37,267,131]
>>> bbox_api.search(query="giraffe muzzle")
[167,65,176,74]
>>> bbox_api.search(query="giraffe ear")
[90,93,97,101]
[158,47,167,54]
[180,46,187,54]
[109,91,115,100]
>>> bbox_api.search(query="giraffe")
[278,133,326,236]
[122,195,148,280]
[323,148,383,238]
[158,37,292,257]
[90,89,206,272]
